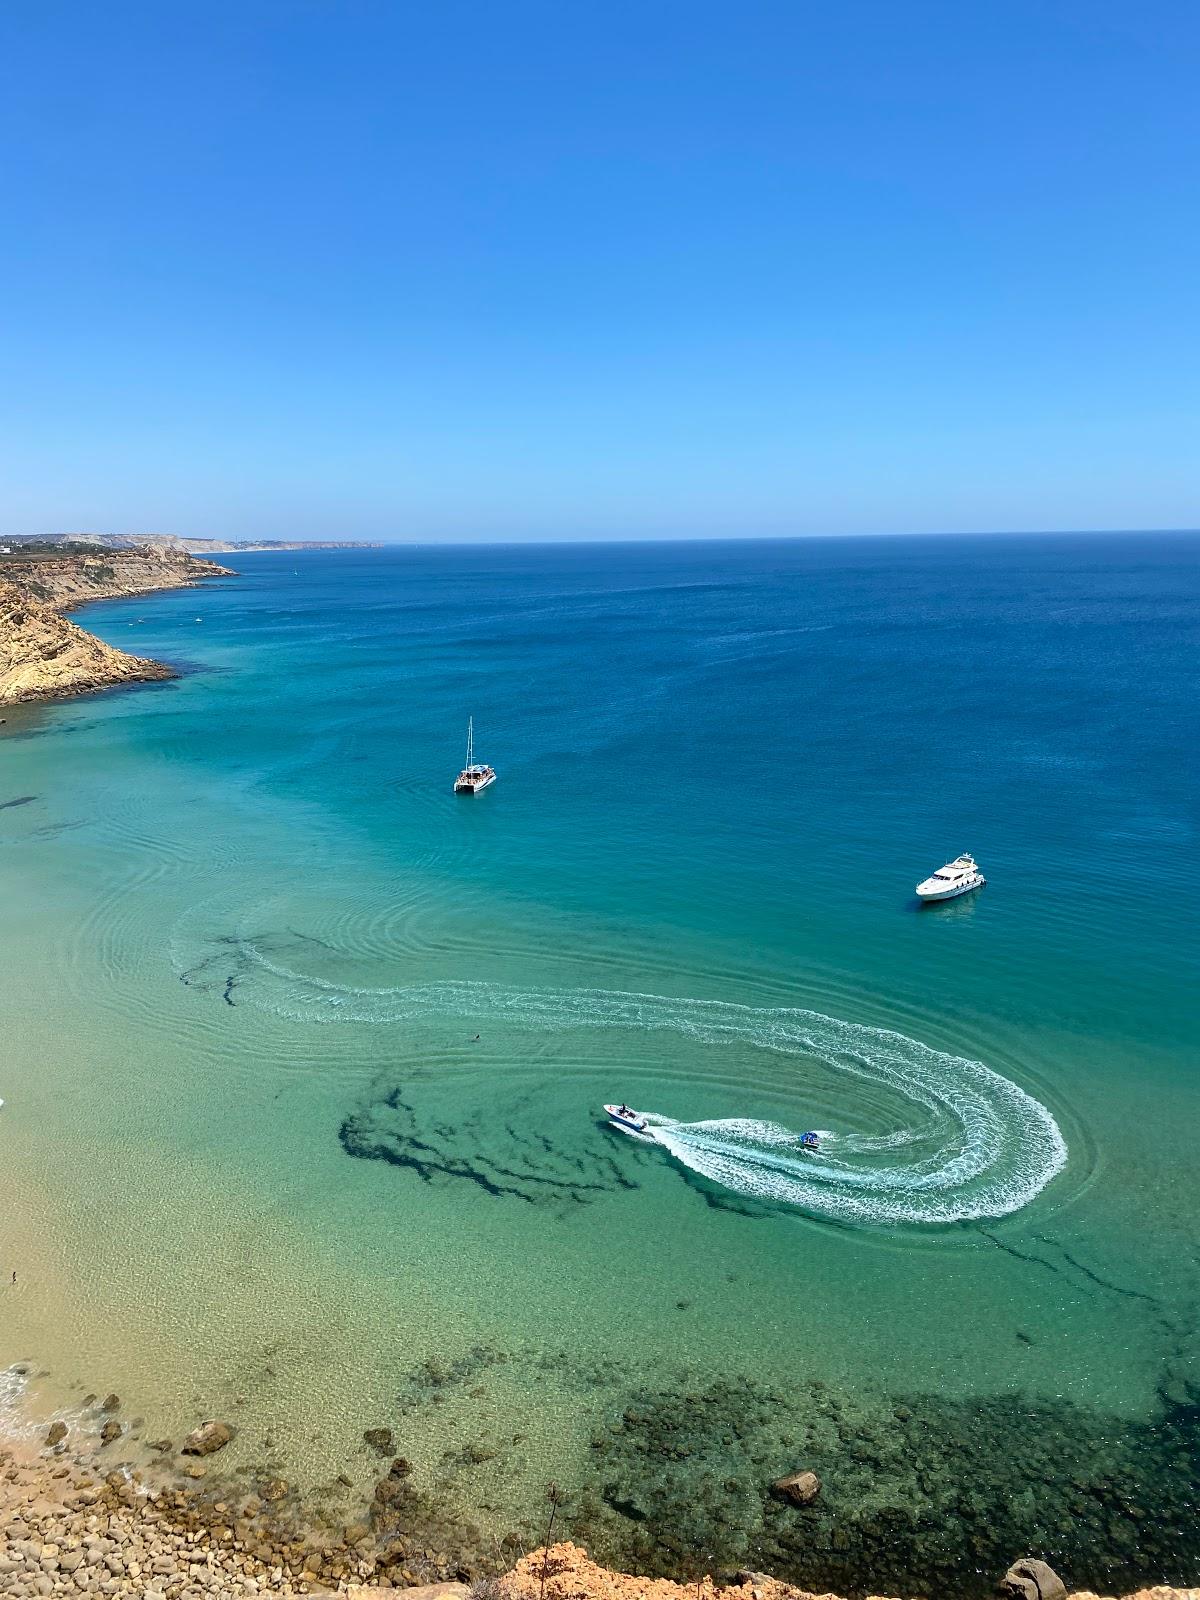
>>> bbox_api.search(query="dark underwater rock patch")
[338,1079,642,1208]
[561,1373,1200,1599]
[340,1338,1200,1597]
[176,925,334,1003]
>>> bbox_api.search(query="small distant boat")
[916,853,985,902]
[797,1131,821,1152]
[453,717,496,794]
[604,1103,648,1134]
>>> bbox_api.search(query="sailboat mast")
[466,716,473,768]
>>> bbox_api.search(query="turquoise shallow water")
[1,535,1198,1593]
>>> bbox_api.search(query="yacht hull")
[916,877,984,902]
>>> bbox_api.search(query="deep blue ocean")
[2,533,1198,1593]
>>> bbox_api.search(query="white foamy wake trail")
[184,918,1067,1224]
[624,990,1069,1220]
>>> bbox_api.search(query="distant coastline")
[180,537,384,554]
[2,532,384,555]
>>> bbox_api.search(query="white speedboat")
[453,717,496,794]
[604,1103,648,1134]
[916,853,985,902]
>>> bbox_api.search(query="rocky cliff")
[0,547,231,706]
[0,581,176,705]
[2,545,232,610]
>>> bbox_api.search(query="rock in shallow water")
[772,1470,821,1506]
[999,1558,1067,1600]
[181,1419,235,1455]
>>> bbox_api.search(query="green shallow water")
[1,537,1198,1594]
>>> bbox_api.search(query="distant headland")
[1,532,383,554]
[181,537,384,553]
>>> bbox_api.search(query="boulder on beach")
[46,1421,68,1447]
[99,1420,122,1447]
[180,1419,235,1456]
[771,1469,821,1506]
[100,1393,121,1412]
[363,1427,395,1455]
[999,1558,1067,1600]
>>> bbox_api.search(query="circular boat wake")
[171,899,1067,1224]
[598,991,1068,1221]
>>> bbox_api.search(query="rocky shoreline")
[2,1377,1195,1600]
[0,1372,500,1597]
[2,1433,1195,1600]
[0,545,231,706]
[9,1313,1195,1600]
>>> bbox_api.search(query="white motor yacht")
[916,853,985,902]
[453,717,496,794]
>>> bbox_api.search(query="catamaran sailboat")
[453,718,496,794]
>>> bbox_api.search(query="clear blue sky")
[1,1,1197,541]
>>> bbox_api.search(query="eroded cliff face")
[3,547,232,610]
[0,580,176,705]
[0,547,232,706]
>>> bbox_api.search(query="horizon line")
[16,525,1200,548]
